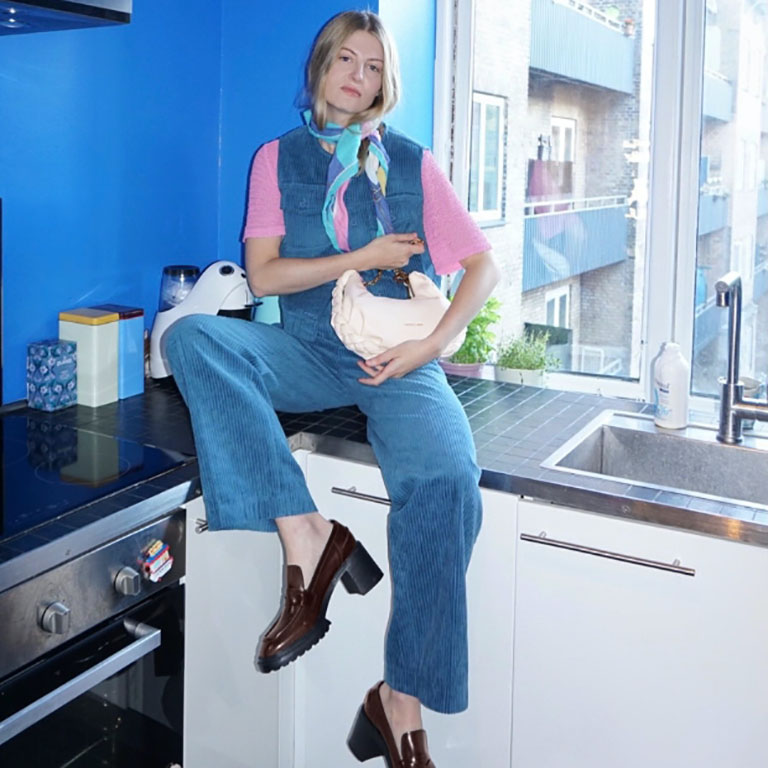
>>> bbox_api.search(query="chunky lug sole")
[256,541,383,673]
[347,705,393,767]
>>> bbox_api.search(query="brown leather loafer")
[256,520,383,673]
[347,681,436,767]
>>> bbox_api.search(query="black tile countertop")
[7,374,768,559]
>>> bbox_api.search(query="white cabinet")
[289,453,517,768]
[511,499,768,768]
[183,452,312,768]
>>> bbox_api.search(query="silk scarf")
[303,108,394,252]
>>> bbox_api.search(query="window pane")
[471,0,654,379]
[483,104,500,212]
[692,3,767,397]
[563,127,573,163]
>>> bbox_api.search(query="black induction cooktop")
[1,414,190,547]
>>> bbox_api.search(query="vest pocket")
[385,191,422,232]
[280,182,329,255]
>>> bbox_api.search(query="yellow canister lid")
[58,308,120,325]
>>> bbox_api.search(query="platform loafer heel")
[348,682,437,767]
[341,541,384,594]
[347,705,390,764]
[256,521,383,673]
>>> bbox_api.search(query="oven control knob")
[115,566,142,596]
[41,602,71,635]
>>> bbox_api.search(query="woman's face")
[322,30,384,127]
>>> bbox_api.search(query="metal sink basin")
[542,410,768,509]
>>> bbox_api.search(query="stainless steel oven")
[0,510,186,768]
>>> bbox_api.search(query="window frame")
[468,91,506,221]
[550,116,577,163]
[434,0,712,406]
[545,285,571,329]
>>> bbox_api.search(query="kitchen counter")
[3,372,768,585]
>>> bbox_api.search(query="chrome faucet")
[715,271,768,443]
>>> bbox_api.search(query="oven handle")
[0,619,161,747]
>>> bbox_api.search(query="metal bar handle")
[0,621,162,746]
[331,486,391,507]
[520,531,695,577]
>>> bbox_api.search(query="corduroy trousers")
[165,312,482,713]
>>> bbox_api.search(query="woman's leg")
[165,315,384,670]
[355,362,482,742]
[165,314,351,532]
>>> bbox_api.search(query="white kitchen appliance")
[150,260,254,379]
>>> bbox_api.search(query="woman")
[166,10,499,767]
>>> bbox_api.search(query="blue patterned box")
[27,339,78,412]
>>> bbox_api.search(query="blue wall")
[0,0,222,403]
[217,0,373,281]
[1,0,435,403]
[379,0,435,146]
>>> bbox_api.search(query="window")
[468,92,505,220]
[551,117,576,163]
[692,3,768,398]
[545,286,570,328]
[436,1,768,402]
[443,0,654,390]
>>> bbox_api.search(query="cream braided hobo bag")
[331,270,466,360]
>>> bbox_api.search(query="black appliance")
[0,0,131,35]
[0,415,192,767]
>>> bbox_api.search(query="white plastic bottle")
[652,342,690,429]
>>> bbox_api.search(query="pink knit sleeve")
[422,149,491,275]
[242,140,285,241]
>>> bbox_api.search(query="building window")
[545,285,570,328]
[551,117,576,163]
[468,92,505,220]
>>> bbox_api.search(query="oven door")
[0,583,184,768]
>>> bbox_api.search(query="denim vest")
[276,125,436,342]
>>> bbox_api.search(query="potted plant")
[439,297,502,378]
[495,331,557,387]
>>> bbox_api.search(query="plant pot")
[494,366,547,387]
[439,360,486,378]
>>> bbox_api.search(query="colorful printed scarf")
[303,109,393,252]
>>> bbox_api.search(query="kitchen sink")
[542,410,768,510]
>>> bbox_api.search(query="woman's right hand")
[358,233,426,271]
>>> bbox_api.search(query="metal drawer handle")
[520,531,695,577]
[0,620,161,746]
[331,486,391,506]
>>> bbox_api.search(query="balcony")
[522,197,629,292]
[702,71,733,122]
[698,192,729,236]
[529,0,634,94]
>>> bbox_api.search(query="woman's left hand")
[357,338,441,386]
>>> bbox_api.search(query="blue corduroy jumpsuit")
[165,124,483,714]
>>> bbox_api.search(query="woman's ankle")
[275,513,333,584]
[379,682,423,752]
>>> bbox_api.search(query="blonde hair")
[305,10,400,130]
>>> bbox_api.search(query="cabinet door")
[293,453,516,768]
[512,499,768,768]
[184,451,312,768]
